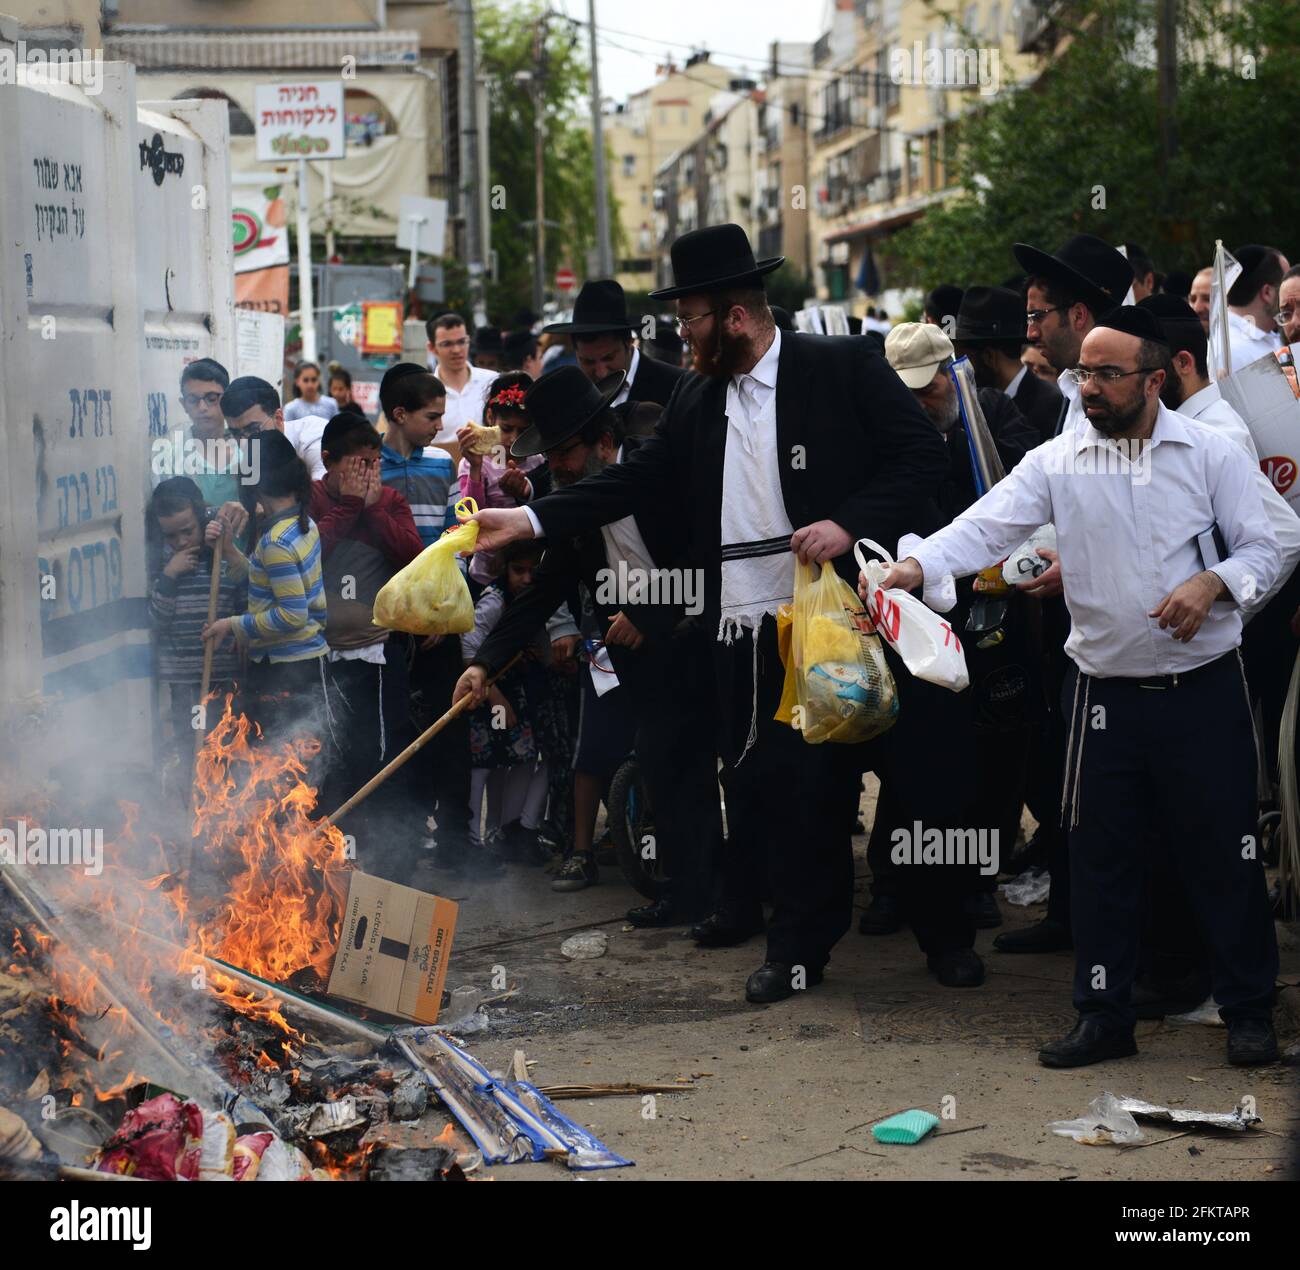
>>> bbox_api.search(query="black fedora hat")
[649,223,783,301]
[511,365,626,458]
[954,286,1028,344]
[543,279,636,336]
[474,326,503,353]
[1013,234,1133,316]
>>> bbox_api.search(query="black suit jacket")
[475,434,687,677]
[626,351,685,407]
[524,332,949,632]
[1011,368,1064,447]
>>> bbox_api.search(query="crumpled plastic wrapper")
[1048,1092,1145,1145]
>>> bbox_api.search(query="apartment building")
[810,0,1058,310]
[605,52,735,295]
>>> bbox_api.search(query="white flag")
[1115,243,1136,306]
[1208,240,1243,381]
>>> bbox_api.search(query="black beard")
[552,449,610,487]
[1087,395,1147,436]
[692,325,751,379]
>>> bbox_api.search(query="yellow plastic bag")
[372,497,480,635]
[781,558,898,745]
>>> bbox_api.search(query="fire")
[188,696,350,989]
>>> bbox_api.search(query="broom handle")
[323,651,522,828]
[199,524,225,706]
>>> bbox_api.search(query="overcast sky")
[540,0,832,103]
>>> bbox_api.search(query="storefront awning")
[104,30,421,70]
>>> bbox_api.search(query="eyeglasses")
[1275,307,1298,325]
[676,310,719,333]
[182,392,223,408]
[1065,366,1163,386]
[436,337,470,350]
[1025,306,1067,326]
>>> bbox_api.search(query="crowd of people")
[148,223,1298,1072]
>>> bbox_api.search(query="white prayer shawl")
[717,332,793,761]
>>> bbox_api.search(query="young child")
[460,540,557,870]
[202,431,331,748]
[284,360,338,480]
[455,371,546,590]
[328,365,354,412]
[148,477,247,782]
[378,363,459,547]
[377,363,472,868]
[310,412,424,866]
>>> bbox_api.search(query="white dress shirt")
[433,364,496,444]
[610,347,641,408]
[909,404,1281,678]
[1227,309,1282,376]
[600,445,657,574]
[1005,363,1029,400]
[1180,379,1300,614]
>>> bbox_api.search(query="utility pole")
[588,0,614,278]
[532,13,549,316]
[1155,0,1178,212]
[456,0,486,326]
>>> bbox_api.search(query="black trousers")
[323,651,417,877]
[1024,596,1072,928]
[853,646,981,957]
[404,634,474,852]
[1242,565,1300,786]
[1063,654,1277,1031]
[716,618,860,969]
[619,627,722,920]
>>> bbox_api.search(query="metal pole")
[533,16,547,315]
[296,158,317,362]
[407,214,427,290]
[477,75,493,285]
[457,0,485,324]
[588,0,614,277]
[322,162,335,260]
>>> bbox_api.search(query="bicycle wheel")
[607,755,669,900]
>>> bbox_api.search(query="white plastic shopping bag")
[854,537,970,693]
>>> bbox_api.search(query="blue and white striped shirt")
[380,443,459,548]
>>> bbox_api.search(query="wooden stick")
[323,652,522,827]
[198,524,225,708]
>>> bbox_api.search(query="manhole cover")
[855,990,1076,1047]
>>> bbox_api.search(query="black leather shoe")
[689,908,765,947]
[1038,1018,1137,1068]
[858,893,904,935]
[1227,1018,1279,1066]
[993,918,1072,953]
[626,898,691,928]
[926,948,985,987]
[745,961,823,1003]
[965,891,1003,929]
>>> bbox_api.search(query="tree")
[476,0,623,319]
[889,0,1300,291]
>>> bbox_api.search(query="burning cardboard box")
[326,872,457,1024]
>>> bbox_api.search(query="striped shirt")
[380,442,459,548]
[149,550,246,684]
[234,512,328,663]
